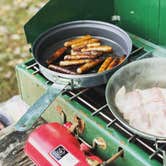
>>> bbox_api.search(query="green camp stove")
[16,0,166,165]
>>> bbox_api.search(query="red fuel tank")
[24,122,102,166]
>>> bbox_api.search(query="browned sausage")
[72,41,101,52]
[71,38,100,48]
[71,50,80,55]
[71,50,103,56]
[90,51,103,57]
[119,55,126,64]
[87,42,101,48]
[77,59,104,74]
[59,59,91,66]
[72,45,87,51]
[64,35,92,47]
[46,47,67,65]
[107,58,119,70]
[81,45,112,53]
[64,55,98,60]
[98,57,113,73]
[48,65,76,75]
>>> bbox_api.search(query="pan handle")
[15,83,69,132]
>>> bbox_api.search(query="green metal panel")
[24,0,114,44]
[24,0,166,49]
[159,0,166,46]
[114,0,160,44]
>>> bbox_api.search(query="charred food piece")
[107,58,119,70]
[98,57,114,73]
[59,59,91,66]
[71,50,103,56]
[64,35,92,47]
[72,43,102,51]
[77,59,104,74]
[72,45,87,51]
[81,45,112,53]
[71,38,100,49]
[46,47,67,65]
[48,64,76,75]
[119,55,126,64]
[87,42,101,48]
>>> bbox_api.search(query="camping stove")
[16,0,166,165]
[16,41,166,166]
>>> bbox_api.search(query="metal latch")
[56,105,67,124]
[92,138,124,166]
[68,116,85,135]
[92,137,107,150]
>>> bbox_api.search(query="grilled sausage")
[71,50,102,56]
[107,58,119,70]
[72,40,101,52]
[59,59,91,66]
[90,51,104,57]
[48,65,76,75]
[87,42,101,48]
[119,55,126,64]
[72,45,86,51]
[71,50,79,55]
[71,38,100,48]
[98,57,113,73]
[81,45,112,53]
[46,47,67,65]
[64,35,92,47]
[77,59,104,74]
[64,55,98,60]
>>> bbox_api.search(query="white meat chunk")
[115,86,142,114]
[115,86,166,137]
[160,88,166,101]
[138,87,164,104]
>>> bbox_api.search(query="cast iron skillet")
[106,57,166,142]
[15,20,132,131]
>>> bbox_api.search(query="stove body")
[16,0,166,165]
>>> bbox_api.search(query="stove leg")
[100,149,124,166]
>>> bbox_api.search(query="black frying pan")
[15,20,132,131]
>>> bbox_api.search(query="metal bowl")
[106,57,166,141]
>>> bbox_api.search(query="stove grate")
[66,88,165,162]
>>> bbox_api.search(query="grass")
[0,0,47,102]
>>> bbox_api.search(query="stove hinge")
[111,15,121,22]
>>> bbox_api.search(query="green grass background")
[0,0,47,102]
